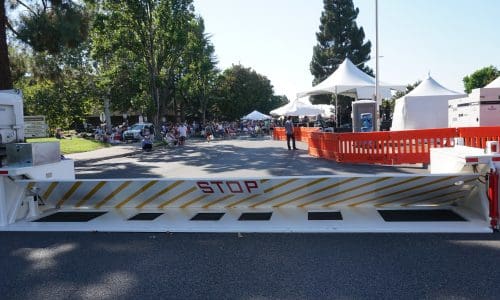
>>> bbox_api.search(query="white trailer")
[449,87,500,127]
[0,89,75,225]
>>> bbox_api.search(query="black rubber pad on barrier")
[191,213,225,221]
[308,211,343,220]
[378,209,467,222]
[34,211,107,222]
[128,213,163,221]
[238,212,272,221]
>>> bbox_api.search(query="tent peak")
[407,76,465,97]
[297,57,403,99]
[241,110,271,120]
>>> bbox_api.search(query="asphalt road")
[1,232,500,299]
[1,138,499,299]
[68,137,428,179]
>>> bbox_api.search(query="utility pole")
[375,0,380,131]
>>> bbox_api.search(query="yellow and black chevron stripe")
[17,175,478,209]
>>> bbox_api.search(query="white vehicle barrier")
[1,172,497,233]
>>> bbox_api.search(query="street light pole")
[375,0,380,131]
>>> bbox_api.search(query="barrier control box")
[6,142,60,167]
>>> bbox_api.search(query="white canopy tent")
[297,58,404,100]
[314,104,336,118]
[297,58,404,127]
[486,76,500,88]
[270,97,327,117]
[241,110,272,121]
[284,98,323,116]
[391,75,466,131]
[270,101,294,116]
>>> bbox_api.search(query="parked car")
[123,123,155,142]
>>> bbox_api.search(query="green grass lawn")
[27,137,111,154]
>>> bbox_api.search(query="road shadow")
[74,139,426,179]
[2,232,500,299]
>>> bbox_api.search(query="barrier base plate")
[1,207,491,233]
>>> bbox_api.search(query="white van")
[123,123,155,142]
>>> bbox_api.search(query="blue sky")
[193,0,500,100]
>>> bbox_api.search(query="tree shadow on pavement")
[2,232,500,299]
[75,140,426,178]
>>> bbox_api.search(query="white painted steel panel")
[0,207,490,233]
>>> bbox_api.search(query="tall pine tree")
[0,1,12,89]
[0,0,89,90]
[310,0,372,125]
[311,0,372,84]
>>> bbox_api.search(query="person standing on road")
[177,123,188,146]
[205,123,214,142]
[284,116,297,150]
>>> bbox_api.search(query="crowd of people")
[81,114,343,153]
[71,115,338,153]
[86,115,333,151]
[91,125,126,143]
[160,120,273,144]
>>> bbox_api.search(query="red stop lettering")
[197,181,214,193]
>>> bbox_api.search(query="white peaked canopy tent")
[297,58,404,127]
[314,104,336,118]
[270,97,326,117]
[241,110,272,121]
[297,58,404,100]
[486,76,500,88]
[391,75,466,131]
[270,100,294,116]
[284,98,323,116]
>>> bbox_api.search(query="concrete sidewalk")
[65,143,140,161]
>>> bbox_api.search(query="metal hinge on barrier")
[26,186,45,206]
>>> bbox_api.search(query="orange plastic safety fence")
[273,128,286,141]
[309,128,456,165]
[458,127,500,148]
[281,126,500,165]
[297,127,320,142]
[273,127,319,142]
[309,132,338,161]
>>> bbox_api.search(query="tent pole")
[335,87,338,128]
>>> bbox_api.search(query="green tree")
[463,66,500,93]
[214,64,275,121]
[16,43,96,131]
[1,0,90,89]
[19,75,95,132]
[389,81,421,102]
[309,0,372,126]
[269,95,289,112]
[310,0,372,85]
[177,17,218,123]
[15,0,89,54]
[93,0,195,127]
[0,1,12,89]
[90,3,149,132]
[8,46,29,82]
